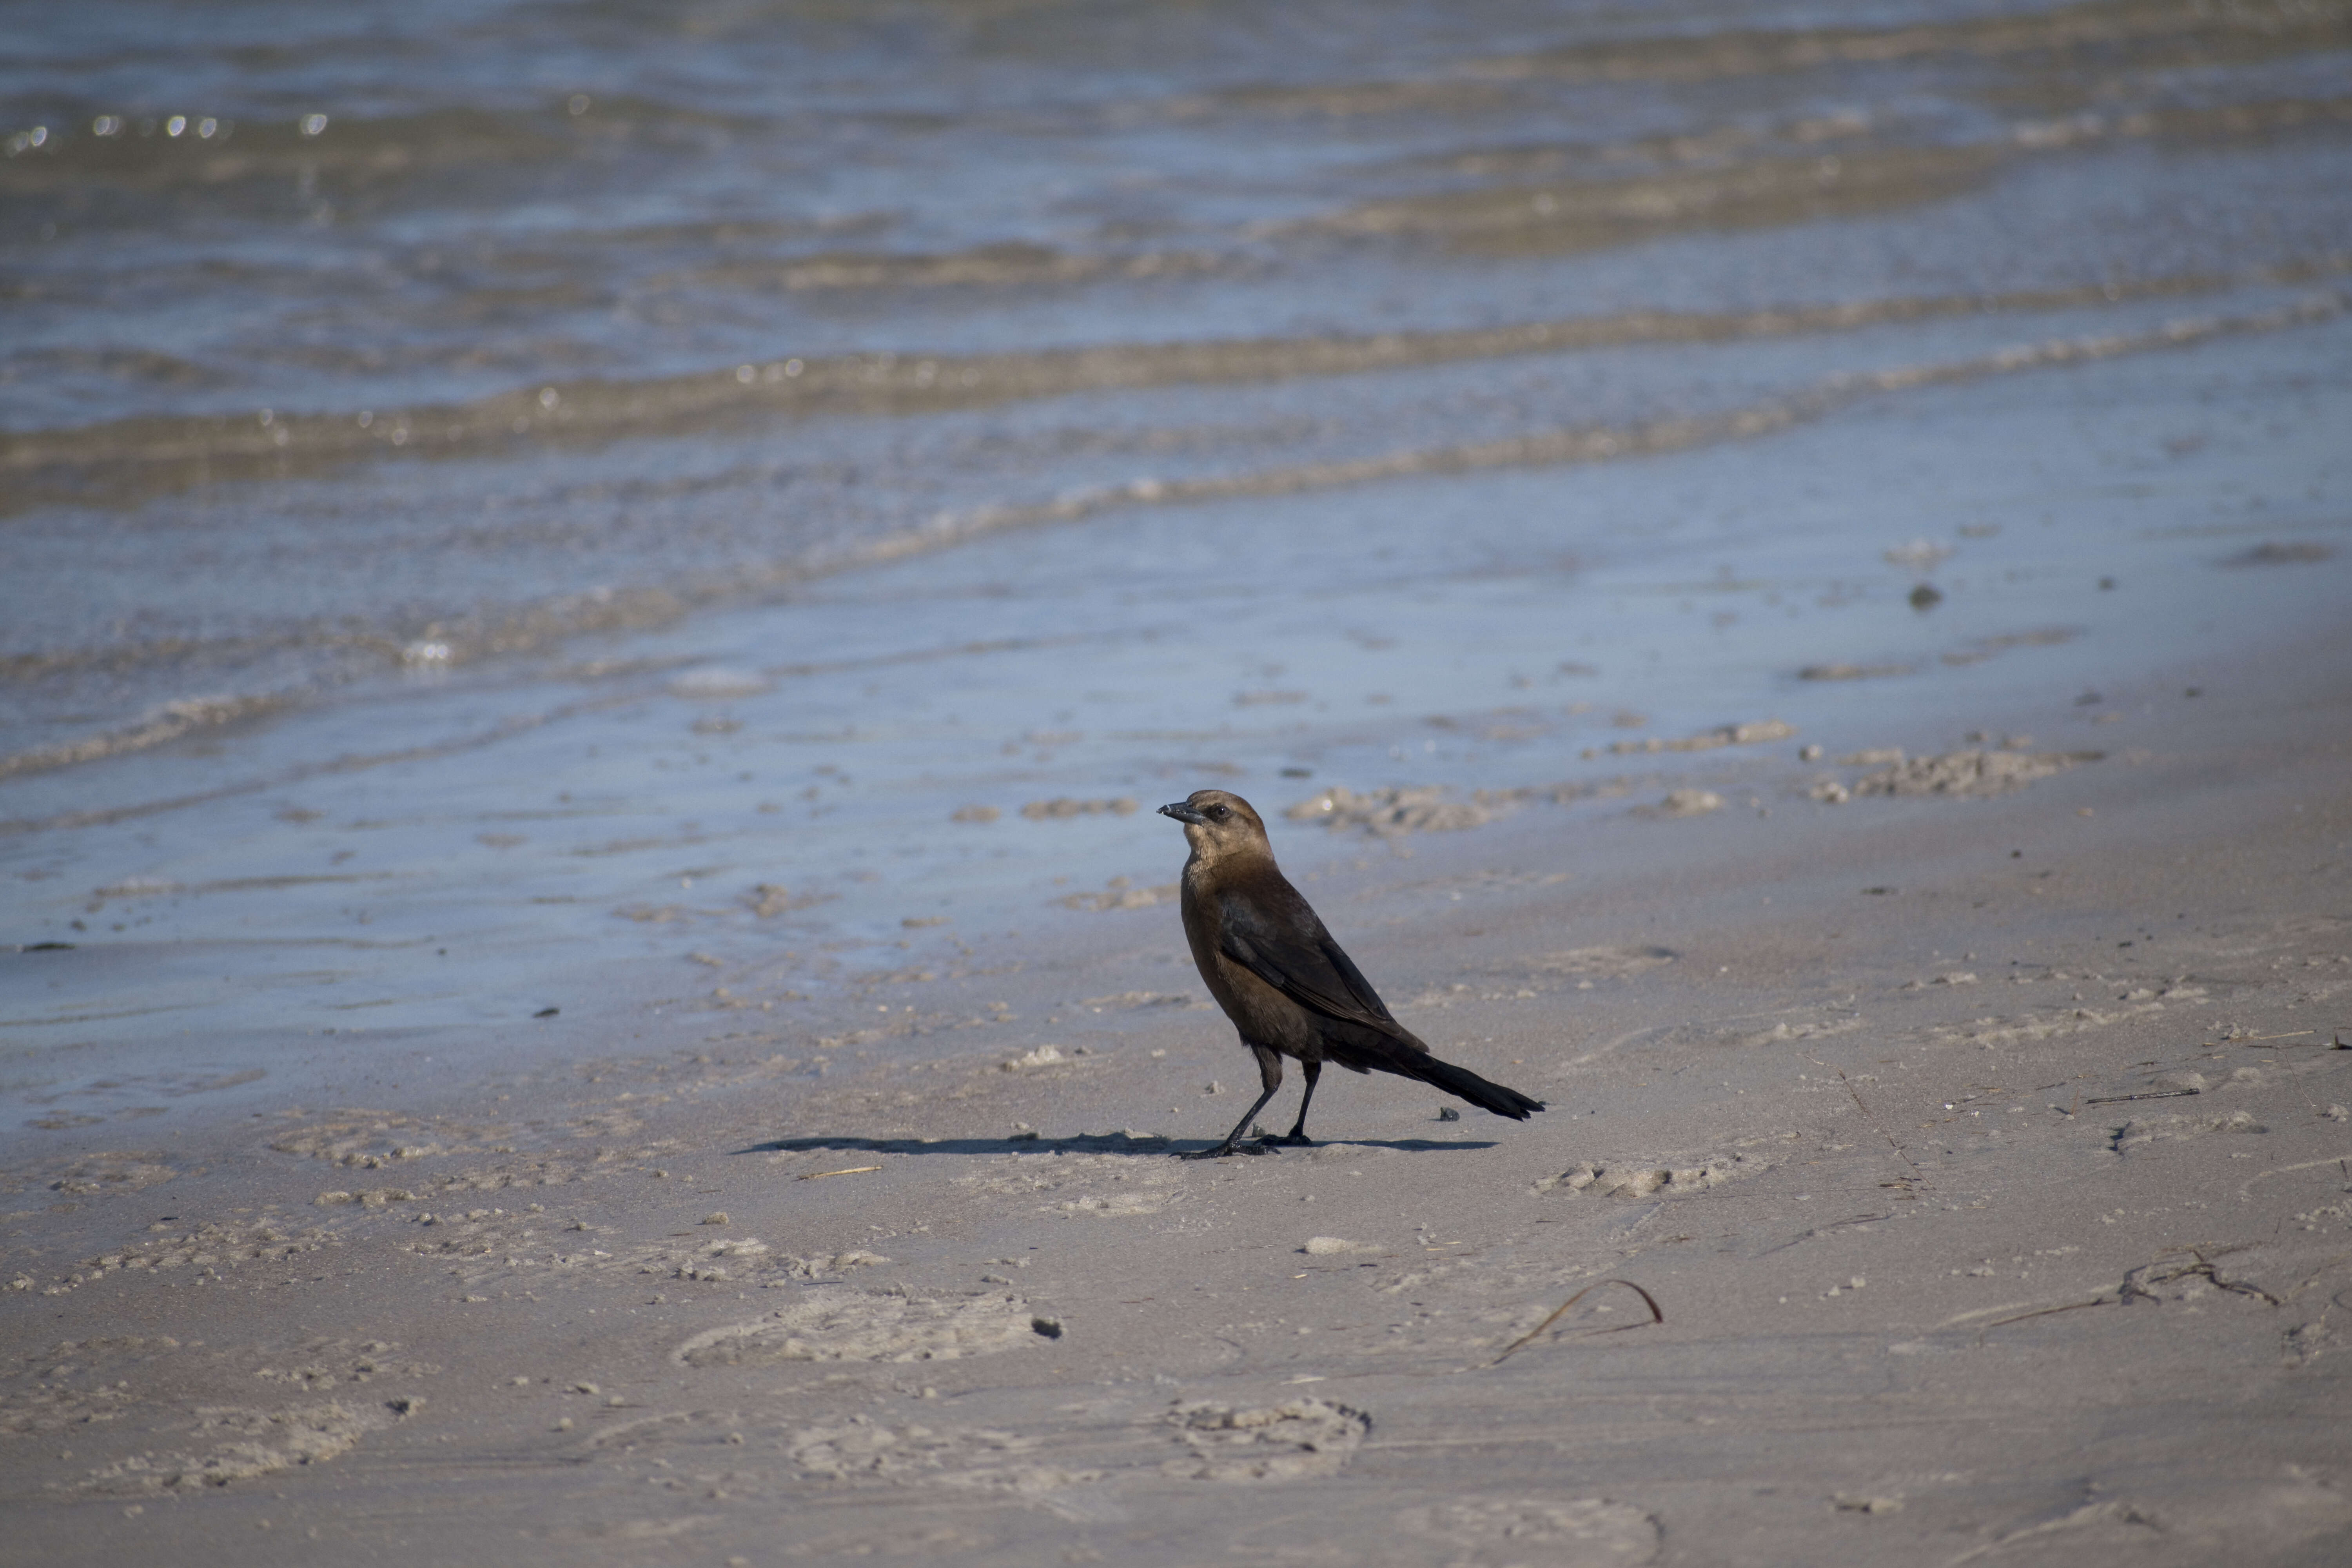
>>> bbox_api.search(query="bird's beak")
[1159,801,1208,825]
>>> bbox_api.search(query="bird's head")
[1158,789,1270,862]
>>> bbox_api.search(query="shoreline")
[3,294,2349,1563]
[10,7,2352,1557]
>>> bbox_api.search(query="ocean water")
[3,1,2349,1121]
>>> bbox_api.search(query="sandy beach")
[7,2,2352,1561]
[4,625,2352,1568]
[7,592,2350,1565]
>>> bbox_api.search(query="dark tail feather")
[1389,1048,1545,1120]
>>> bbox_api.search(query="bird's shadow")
[734,1132,1496,1159]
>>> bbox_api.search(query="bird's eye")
[1208,805,1229,820]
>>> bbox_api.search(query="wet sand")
[5,604,2348,1565]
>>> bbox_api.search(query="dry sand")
[5,628,2348,1567]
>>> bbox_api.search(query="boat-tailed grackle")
[1159,789,1544,1157]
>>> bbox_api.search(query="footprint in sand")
[79,1399,402,1494]
[1396,1497,1662,1566]
[780,1419,1104,1495]
[2111,1109,2266,1153]
[673,1288,1047,1365]
[45,1151,177,1196]
[1534,1142,1786,1199]
[1161,1396,1369,1481]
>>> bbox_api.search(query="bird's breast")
[1178,876,1318,1052]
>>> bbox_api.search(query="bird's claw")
[1254,1132,1314,1148]
[1175,1142,1271,1160]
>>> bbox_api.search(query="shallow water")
[3,0,2349,1126]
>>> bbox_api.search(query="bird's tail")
[1396,1049,1545,1120]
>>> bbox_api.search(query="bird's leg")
[1258,1059,1320,1147]
[1178,1045,1283,1159]
[1179,1084,1280,1159]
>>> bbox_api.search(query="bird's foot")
[1253,1131,1314,1148]
[1175,1142,1270,1160]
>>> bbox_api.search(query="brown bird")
[1159,789,1545,1158]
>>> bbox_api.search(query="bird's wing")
[1214,884,1410,1038]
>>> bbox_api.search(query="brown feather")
[1158,789,1544,1155]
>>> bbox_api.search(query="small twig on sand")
[1839,1071,1926,1185]
[1975,1297,2111,1339]
[1483,1279,1662,1368]
[2120,1247,2280,1307]
[1975,1246,2288,1341]
[2085,1089,2200,1105]
[799,1165,882,1180]
[1755,1211,1892,1258]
